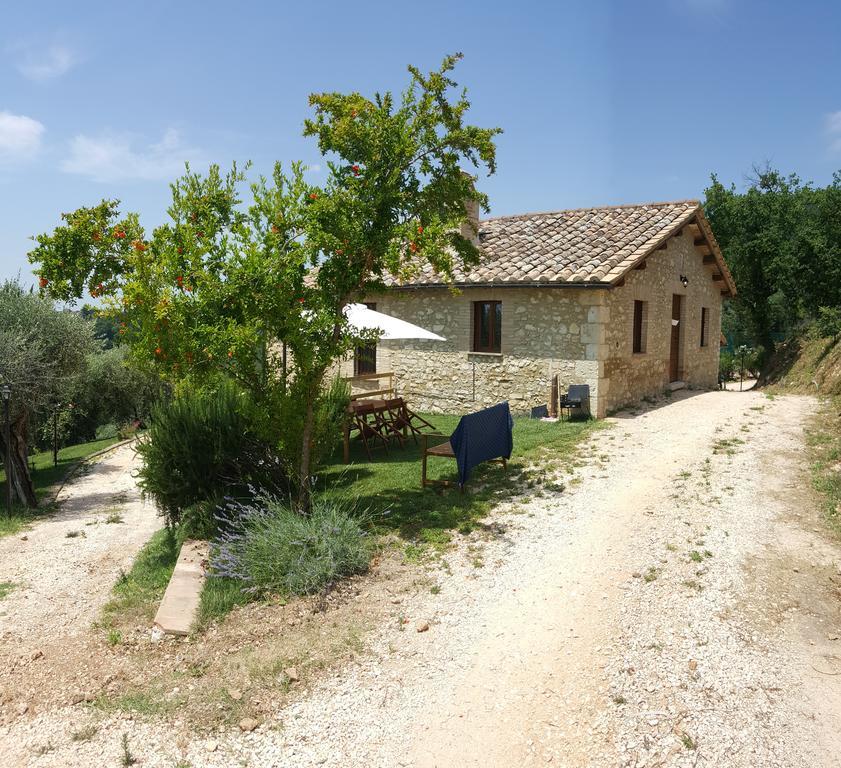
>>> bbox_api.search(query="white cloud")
[826,111,841,153]
[61,128,203,182]
[0,111,45,159]
[305,163,322,174]
[14,43,76,81]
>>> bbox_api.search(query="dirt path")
[0,443,159,657]
[257,389,841,768]
[4,389,841,767]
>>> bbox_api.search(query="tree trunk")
[295,312,350,515]
[756,329,776,386]
[0,412,38,509]
[297,397,316,516]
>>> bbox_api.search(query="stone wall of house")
[601,230,723,412]
[339,287,607,416]
[337,230,725,417]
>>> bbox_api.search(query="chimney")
[459,170,480,247]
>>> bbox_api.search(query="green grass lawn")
[110,412,601,631]
[0,435,120,537]
[319,413,598,544]
[100,527,180,628]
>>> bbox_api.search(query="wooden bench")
[421,403,512,490]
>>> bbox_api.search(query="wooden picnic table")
[342,396,435,463]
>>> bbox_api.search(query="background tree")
[40,345,160,448]
[80,304,121,348]
[29,54,501,512]
[705,167,841,363]
[0,280,94,506]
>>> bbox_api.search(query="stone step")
[153,539,208,636]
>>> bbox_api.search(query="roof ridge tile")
[480,199,699,224]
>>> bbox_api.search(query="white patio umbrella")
[343,303,445,341]
[279,302,445,385]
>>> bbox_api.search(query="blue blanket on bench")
[449,402,514,486]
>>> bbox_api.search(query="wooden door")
[669,295,682,382]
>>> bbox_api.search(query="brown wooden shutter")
[633,300,643,353]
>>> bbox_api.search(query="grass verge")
[93,686,182,718]
[101,528,179,628]
[105,413,600,631]
[806,396,841,538]
[198,576,250,628]
[200,413,600,624]
[0,436,121,538]
[318,412,600,544]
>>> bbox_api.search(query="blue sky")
[2,0,840,286]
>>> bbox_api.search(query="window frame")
[700,306,709,348]
[472,300,502,354]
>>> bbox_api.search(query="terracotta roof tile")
[385,200,707,288]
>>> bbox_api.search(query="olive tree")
[0,280,94,506]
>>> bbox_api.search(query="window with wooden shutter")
[700,307,709,347]
[472,301,502,353]
[354,302,377,374]
[632,300,647,354]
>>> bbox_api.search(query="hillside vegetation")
[766,334,841,539]
[764,335,841,396]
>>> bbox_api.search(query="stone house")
[343,200,736,418]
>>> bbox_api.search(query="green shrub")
[134,382,286,528]
[815,306,841,339]
[269,376,350,477]
[312,376,352,465]
[177,499,221,543]
[96,422,119,440]
[719,351,736,381]
[211,495,371,598]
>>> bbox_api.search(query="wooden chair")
[384,398,435,444]
[348,401,392,460]
[376,400,406,448]
[421,434,508,491]
[421,433,461,490]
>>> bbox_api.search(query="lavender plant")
[210,492,371,597]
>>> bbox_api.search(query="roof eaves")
[383,280,613,292]
[695,209,737,297]
[606,205,700,285]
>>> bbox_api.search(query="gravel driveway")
[0,442,159,661]
[4,389,841,767]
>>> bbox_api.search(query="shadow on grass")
[110,414,600,631]
[317,413,599,542]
